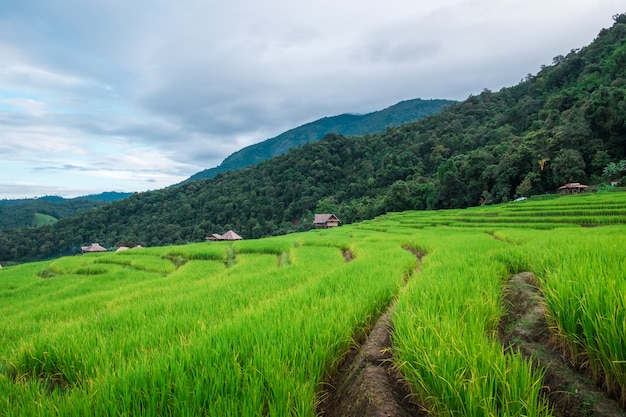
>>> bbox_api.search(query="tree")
[435,160,466,209]
[551,149,586,185]
[613,13,626,24]
[515,172,540,198]
[602,160,626,182]
[381,180,413,212]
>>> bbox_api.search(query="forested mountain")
[1,14,625,263]
[183,98,455,182]
[0,192,132,231]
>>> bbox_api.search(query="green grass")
[392,229,551,416]
[1,191,625,415]
[495,226,626,407]
[0,230,413,415]
[33,213,58,227]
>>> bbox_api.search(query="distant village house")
[558,182,588,195]
[206,230,243,241]
[314,214,341,229]
[81,243,108,253]
[115,245,143,252]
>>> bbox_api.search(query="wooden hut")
[81,243,108,253]
[116,244,144,251]
[558,182,588,195]
[219,230,243,241]
[314,214,341,229]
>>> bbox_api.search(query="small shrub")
[38,267,56,279]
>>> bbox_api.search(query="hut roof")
[116,245,142,251]
[81,243,107,252]
[559,182,588,189]
[314,214,340,224]
[220,230,242,241]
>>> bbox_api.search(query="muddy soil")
[499,272,626,417]
[317,248,425,417]
[317,308,426,417]
[318,262,625,417]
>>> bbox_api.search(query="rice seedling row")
[0,232,413,416]
[1,192,625,415]
[495,227,626,407]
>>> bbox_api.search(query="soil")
[317,248,426,417]
[498,272,626,417]
[316,308,426,417]
[318,265,625,417]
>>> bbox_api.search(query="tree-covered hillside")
[1,14,625,263]
[0,193,132,231]
[183,98,455,182]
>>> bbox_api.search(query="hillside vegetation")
[0,193,132,232]
[1,192,625,416]
[1,15,625,263]
[183,98,455,182]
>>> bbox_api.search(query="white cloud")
[0,0,622,199]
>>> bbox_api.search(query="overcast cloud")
[0,0,621,199]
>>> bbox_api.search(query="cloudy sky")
[0,0,621,199]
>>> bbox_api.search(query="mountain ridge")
[1,13,625,263]
[183,98,455,182]
[0,192,133,231]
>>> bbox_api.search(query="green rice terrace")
[1,192,625,416]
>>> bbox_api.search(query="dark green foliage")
[0,197,114,231]
[1,15,626,264]
[0,193,132,232]
[182,98,455,182]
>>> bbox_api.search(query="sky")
[0,0,622,199]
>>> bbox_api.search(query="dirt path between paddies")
[499,272,626,417]
[318,261,626,417]
[316,307,426,417]
[317,248,426,417]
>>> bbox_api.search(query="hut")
[558,182,588,195]
[314,214,341,229]
[81,243,108,253]
[116,245,143,252]
[206,233,222,241]
[219,230,243,241]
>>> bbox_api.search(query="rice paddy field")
[0,191,625,416]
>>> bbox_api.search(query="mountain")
[0,192,132,231]
[76,192,134,202]
[183,98,455,182]
[1,13,625,264]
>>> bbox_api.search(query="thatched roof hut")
[116,245,143,252]
[219,230,242,241]
[206,230,243,241]
[558,182,588,194]
[81,243,108,253]
[206,233,222,241]
[314,214,341,228]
